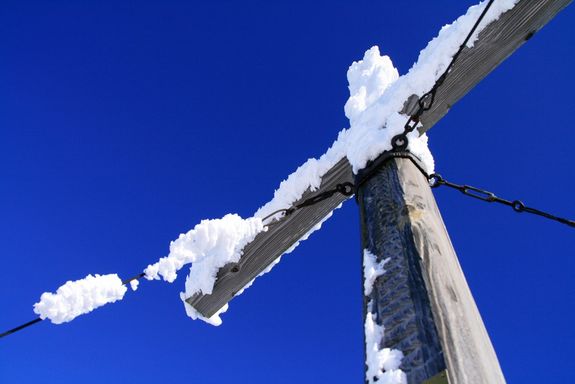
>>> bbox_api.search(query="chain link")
[428,174,575,228]
[391,0,495,152]
[262,182,354,225]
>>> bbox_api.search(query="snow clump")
[130,280,139,291]
[31,1,519,328]
[144,214,265,326]
[33,274,127,324]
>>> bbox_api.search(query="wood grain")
[358,158,447,383]
[396,158,505,384]
[186,0,572,318]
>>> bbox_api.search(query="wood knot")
[407,205,425,222]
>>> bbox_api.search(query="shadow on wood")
[186,0,572,321]
[358,157,505,384]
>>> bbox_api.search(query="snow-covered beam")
[418,0,573,132]
[186,0,572,319]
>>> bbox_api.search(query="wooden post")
[357,156,505,384]
[184,0,571,320]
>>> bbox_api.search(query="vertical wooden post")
[357,156,505,384]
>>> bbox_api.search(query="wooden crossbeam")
[187,0,572,318]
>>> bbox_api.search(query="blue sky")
[1,1,574,383]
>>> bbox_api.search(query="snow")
[363,249,389,296]
[363,249,406,384]
[31,0,518,327]
[237,0,518,326]
[257,0,518,221]
[144,214,264,286]
[33,274,127,324]
[254,136,348,222]
[365,310,406,384]
[246,0,517,326]
[182,301,229,327]
[235,205,341,297]
[143,214,264,325]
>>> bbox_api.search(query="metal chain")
[428,173,575,228]
[262,182,354,225]
[4,183,356,338]
[387,0,574,230]
[391,0,496,152]
[271,0,497,223]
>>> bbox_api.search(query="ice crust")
[32,0,517,326]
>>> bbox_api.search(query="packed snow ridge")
[33,0,517,326]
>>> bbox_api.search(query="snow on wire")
[33,274,128,324]
[2,0,519,336]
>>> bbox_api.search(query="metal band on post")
[354,151,430,200]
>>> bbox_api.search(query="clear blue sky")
[1,1,574,383]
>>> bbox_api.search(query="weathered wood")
[420,0,572,131]
[186,157,353,317]
[186,0,572,318]
[359,157,505,384]
[358,158,447,383]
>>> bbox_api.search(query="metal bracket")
[354,150,429,201]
